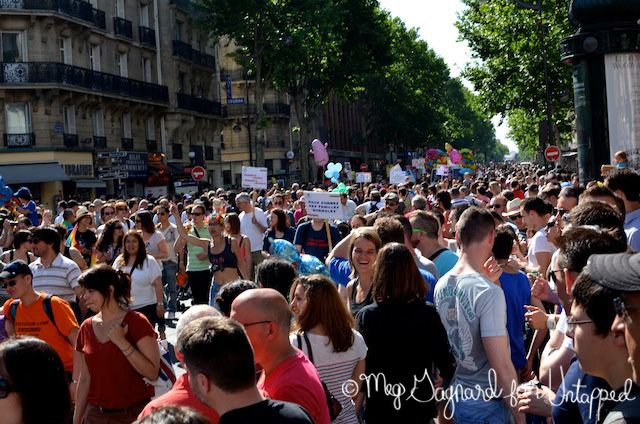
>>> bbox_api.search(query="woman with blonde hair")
[345,228,381,316]
[290,274,367,424]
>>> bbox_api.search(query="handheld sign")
[303,191,342,220]
[241,166,268,189]
[436,165,449,176]
[389,169,408,185]
[356,172,372,183]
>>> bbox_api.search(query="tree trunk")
[293,94,312,183]
[254,41,265,167]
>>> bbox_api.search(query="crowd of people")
[2,162,640,424]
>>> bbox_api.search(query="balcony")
[138,26,156,48]
[0,62,169,104]
[264,102,290,116]
[93,135,107,149]
[169,0,193,12]
[0,0,106,29]
[204,145,214,161]
[172,40,215,69]
[113,17,132,39]
[63,133,78,148]
[220,68,253,82]
[223,103,257,117]
[172,143,183,159]
[176,93,221,116]
[3,133,35,147]
[121,137,133,150]
[146,139,158,151]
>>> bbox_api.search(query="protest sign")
[355,172,372,183]
[303,191,342,220]
[436,165,449,176]
[241,166,268,189]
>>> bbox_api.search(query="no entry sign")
[544,146,561,162]
[191,166,206,181]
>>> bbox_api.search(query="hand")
[179,263,186,274]
[108,323,128,348]
[517,384,554,417]
[483,256,502,284]
[531,276,552,301]
[196,252,207,260]
[169,203,179,216]
[156,304,165,318]
[524,305,548,330]
[432,370,443,390]
[3,219,11,230]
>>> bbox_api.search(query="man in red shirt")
[138,305,220,423]
[231,288,330,424]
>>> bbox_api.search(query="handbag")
[296,332,343,421]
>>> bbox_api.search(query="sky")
[378,0,518,152]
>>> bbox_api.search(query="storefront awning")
[75,179,107,188]
[0,162,70,184]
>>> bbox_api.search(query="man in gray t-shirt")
[434,207,523,424]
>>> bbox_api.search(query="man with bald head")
[231,288,330,424]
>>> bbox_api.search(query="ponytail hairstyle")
[78,264,132,308]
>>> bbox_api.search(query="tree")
[457,0,574,154]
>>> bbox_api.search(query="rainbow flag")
[65,224,78,248]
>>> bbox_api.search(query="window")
[115,0,125,18]
[1,32,25,62]
[5,103,30,134]
[146,117,155,140]
[89,44,101,71]
[142,58,151,82]
[92,110,104,136]
[117,52,128,77]
[121,113,131,138]
[63,105,76,134]
[140,4,149,27]
[59,37,72,64]
[178,71,186,93]
[175,20,183,41]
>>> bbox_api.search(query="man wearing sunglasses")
[1,260,80,397]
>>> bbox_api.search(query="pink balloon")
[310,139,329,167]
[450,149,462,164]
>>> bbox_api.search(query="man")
[434,207,524,424]
[14,187,39,226]
[489,195,508,216]
[139,305,221,423]
[29,227,83,320]
[179,315,314,423]
[582,253,640,422]
[338,192,357,223]
[363,192,400,221]
[230,288,330,424]
[54,200,68,225]
[521,197,556,276]
[406,194,427,216]
[92,198,103,227]
[236,192,268,278]
[410,211,459,277]
[606,169,640,252]
[114,201,135,231]
[255,258,297,299]
[2,260,80,394]
[294,218,341,262]
[355,190,382,215]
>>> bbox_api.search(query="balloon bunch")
[459,148,476,172]
[268,239,330,277]
[424,148,447,169]
[0,177,14,206]
[324,162,342,183]
[332,182,347,193]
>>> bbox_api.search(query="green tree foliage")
[457,0,574,153]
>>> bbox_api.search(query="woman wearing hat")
[72,207,97,266]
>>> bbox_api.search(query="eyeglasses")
[157,212,166,216]
[386,202,398,207]
[241,320,271,328]
[548,269,563,285]
[553,208,568,217]
[103,210,115,216]
[1,280,18,289]
[192,212,203,216]
[614,297,640,322]
[0,378,14,399]
[489,204,504,209]
[566,317,593,333]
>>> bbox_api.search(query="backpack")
[8,294,70,344]
[368,200,379,213]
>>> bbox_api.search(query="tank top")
[349,278,373,317]
[207,237,239,274]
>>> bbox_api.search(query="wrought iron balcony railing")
[172,40,215,69]
[93,135,107,149]
[176,93,221,116]
[113,17,133,39]
[121,137,133,150]
[63,133,78,148]
[138,25,155,47]
[0,0,106,29]
[0,62,169,103]
[3,133,35,147]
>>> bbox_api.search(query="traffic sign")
[97,151,127,159]
[191,165,206,181]
[544,146,561,162]
[360,163,368,171]
[98,171,129,180]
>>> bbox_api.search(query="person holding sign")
[294,219,342,262]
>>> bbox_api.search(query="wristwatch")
[546,315,556,330]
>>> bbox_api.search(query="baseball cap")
[0,260,32,280]
[384,192,399,203]
[14,187,31,199]
[585,253,640,291]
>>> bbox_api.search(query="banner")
[355,172,372,183]
[303,191,342,220]
[389,169,408,185]
[436,165,449,176]
[241,166,268,189]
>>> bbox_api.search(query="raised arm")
[169,204,209,249]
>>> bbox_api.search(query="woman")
[223,213,251,279]
[74,265,160,424]
[175,203,211,305]
[349,215,366,230]
[289,275,367,424]
[113,231,164,330]
[171,206,243,308]
[356,243,455,424]
[262,208,295,256]
[135,211,169,263]
[0,336,72,424]
[294,197,307,225]
[345,228,381,316]
[154,205,179,320]
[95,219,124,266]
[72,208,98,266]
[0,230,34,264]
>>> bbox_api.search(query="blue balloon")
[269,239,302,264]
[297,254,330,277]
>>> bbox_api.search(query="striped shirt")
[30,254,81,303]
[290,330,368,424]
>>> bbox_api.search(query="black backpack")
[8,294,70,343]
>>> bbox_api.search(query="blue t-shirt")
[22,200,39,226]
[552,359,610,424]
[293,221,341,262]
[432,249,459,278]
[498,270,530,369]
[421,269,437,304]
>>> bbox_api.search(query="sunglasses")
[157,212,167,216]
[0,378,14,399]
[1,280,18,289]
[103,211,115,215]
[489,204,504,209]
[192,212,203,216]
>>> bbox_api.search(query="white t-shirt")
[290,330,367,424]
[239,208,268,253]
[159,223,178,263]
[340,199,357,222]
[113,255,162,310]
[527,228,556,269]
[144,230,166,265]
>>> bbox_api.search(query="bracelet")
[120,344,134,354]
[156,302,163,306]
[124,347,136,357]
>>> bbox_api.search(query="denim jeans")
[162,260,178,313]
[209,281,222,310]
[450,395,512,424]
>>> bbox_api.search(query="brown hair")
[270,209,289,232]
[371,242,426,303]
[457,207,495,247]
[348,227,382,277]
[224,213,241,235]
[79,264,132,307]
[118,230,147,270]
[290,275,355,352]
